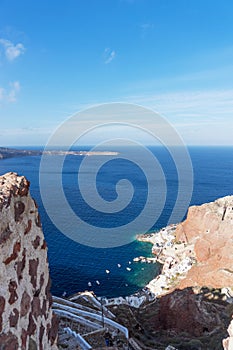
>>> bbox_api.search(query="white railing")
[53,302,129,340]
[64,327,92,350]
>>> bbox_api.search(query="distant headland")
[0,147,119,160]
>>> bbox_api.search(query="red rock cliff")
[0,172,58,349]
[174,195,233,289]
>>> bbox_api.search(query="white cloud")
[8,81,21,102]
[126,89,233,119]
[0,126,53,147]
[0,38,25,61]
[0,81,21,104]
[0,87,5,100]
[104,48,116,64]
[140,23,154,37]
[124,89,233,145]
[140,23,154,30]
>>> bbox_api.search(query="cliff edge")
[0,172,58,349]
[175,195,233,290]
[134,196,233,348]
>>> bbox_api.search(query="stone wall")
[0,172,58,349]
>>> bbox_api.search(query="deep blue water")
[0,146,232,297]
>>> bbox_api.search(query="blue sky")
[0,0,233,146]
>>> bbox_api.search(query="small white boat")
[106,269,110,274]
[125,283,128,287]
[126,267,131,271]
[96,280,100,285]
[117,264,121,268]
[88,282,92,287]
[128,261,132,265]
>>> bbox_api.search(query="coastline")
[93,223,197,309]
[136,224,196,298]
[0,148,201,307]
[0,147,119,160]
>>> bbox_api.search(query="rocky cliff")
[0,172,58,349]
[174,196,233,290]
[1,170,232,350]
[135,196,233,348]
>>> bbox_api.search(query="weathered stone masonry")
[0,172,58,349]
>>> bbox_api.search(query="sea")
[0,146,232,298]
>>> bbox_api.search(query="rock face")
[174,196,233,289]
[155,288,226,337]
[0,172,58,349]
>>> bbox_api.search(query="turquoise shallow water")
[0,146,232,297]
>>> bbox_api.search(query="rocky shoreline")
[98,195,233,310]
[136,224,196,298]
[83,195,233,349]
[1,172,233,349]
[95,223,198,310]
[135,195,233,302]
